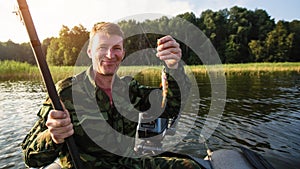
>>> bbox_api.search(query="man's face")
[88,32,125,76]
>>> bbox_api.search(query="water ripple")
[0,81,45,169]
[1,73,299,169]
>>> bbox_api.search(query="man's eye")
[99,47,107,50]
[114,47,122,51]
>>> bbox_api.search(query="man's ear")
[122,50,126,60]
[87,48,92,59]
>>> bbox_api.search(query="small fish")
[161,69,168,108]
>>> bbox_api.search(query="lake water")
[0,72,299,169]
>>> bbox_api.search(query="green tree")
[120,19,158,65]
[177,12,198,26]
[46,38,63,65]
[264,21,294,62]
[19,42,35,64]
[289,20,300,61]
[42,37,53,59]
[225,35,242,63]
[198,9,229,63]
[248,40,265,62]
[248,9,275,62]
[225,6,253,63]
[0,40,34,64]
[46,24,89,66]
[249,9,275,41]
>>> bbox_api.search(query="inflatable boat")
[37,117,275,169]
[39,146,274,169]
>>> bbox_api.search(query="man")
[22,22,200,168]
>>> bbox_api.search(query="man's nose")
[106,48,114,59]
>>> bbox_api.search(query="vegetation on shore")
[1,6,300,67]
[189,62,300,76]
[0,60,75,82]
[1,60,299,82]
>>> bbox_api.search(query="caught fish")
[161,69,168,108]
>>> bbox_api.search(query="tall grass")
[189,62,300,76]
[1,60,299,82]
[0,60,76,82]
[0,60,38,81]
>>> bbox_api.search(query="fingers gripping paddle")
[15,0,82,168]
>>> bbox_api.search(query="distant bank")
[0,60,299,82]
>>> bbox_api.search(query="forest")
[1,6,299,66]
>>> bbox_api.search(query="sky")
[1,0,299,43]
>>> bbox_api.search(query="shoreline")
[1,61,299,82]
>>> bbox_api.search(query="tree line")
[1,6,299,66]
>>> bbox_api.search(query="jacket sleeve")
[21,98,63,168]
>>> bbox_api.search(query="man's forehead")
[94,32,123,45]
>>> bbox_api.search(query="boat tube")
[37,147,275,169]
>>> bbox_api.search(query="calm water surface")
[0,81,45,169]
[0,72,299,169]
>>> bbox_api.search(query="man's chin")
[101,73,114,76]
[100,70,116,76]
[96,65,119,76]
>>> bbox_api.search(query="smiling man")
[21,22,198,169]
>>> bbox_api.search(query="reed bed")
[0,60,77,82]
[189,62,300,76]
[0,60,39,81]
[1,61,299,82]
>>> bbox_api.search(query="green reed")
[0,60,77,82]
[189,62,300,76]
[1,60,299,82]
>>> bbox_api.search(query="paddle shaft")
[16,0,82,168]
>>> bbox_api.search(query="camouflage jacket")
[22,65,191,169]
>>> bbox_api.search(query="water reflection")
[0,81,46,169]
[0,72,299,169]
[192,72,300,169]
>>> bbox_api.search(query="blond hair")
[88,22,124,49]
